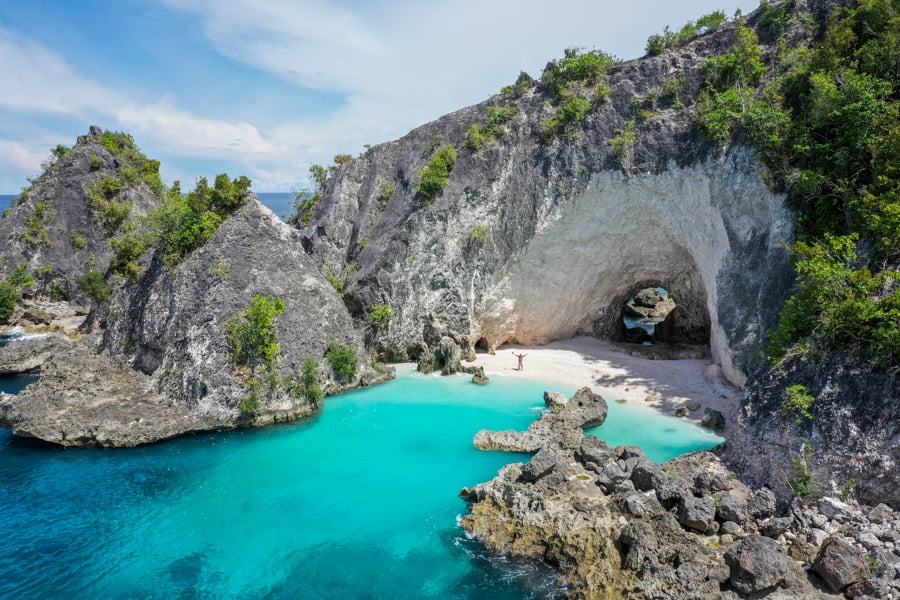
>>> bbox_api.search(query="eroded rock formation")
[461,387,900,598]
[299,23,794,388]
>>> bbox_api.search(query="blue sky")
[0,0,760,193]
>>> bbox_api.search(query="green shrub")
[467,224,489,247]
[326,342,358,382]
[210,258,230,282]
[20,202,54,246]
[90,155,103,170]
[293,188,318,227]
[5,263,34,291]
[0,281,20,321]
[378,182,395,204]
[542,96,593,140]
[150,174,251,266]
[325,262,357,297]
[86,176,131,235]
[76,268,111,303]
[788,439,817,498]
[333,153,352,165]
[49,280,71,301]
[543,48,617,96]
[500,71,532,96]
[610,120,637,171]
[414,144,458,203]
[301,358,324,404]
[464,124,492,151]
[782,384,815,423]
[486,105,516,125]
[71,230,87,249]
[110,221,152,282]
[224,295,285,374]
[370,304,393,330]
[98,131,164,196]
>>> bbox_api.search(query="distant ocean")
[1,192,297,221]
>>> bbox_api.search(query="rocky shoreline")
[460,388,900,599]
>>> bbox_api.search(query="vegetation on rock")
[690,0,900,370]
[326,341,357,382]
[414,144,458,203]
[224,295,285,375]
[645,10,729,56]
[0,281,19,322]
[370,303,392,330]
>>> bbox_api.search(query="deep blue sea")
[0,364,721,599]
[1,193,295,221]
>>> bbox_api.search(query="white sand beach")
[469,336,742,425]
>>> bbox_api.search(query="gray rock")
[721,521,743,536]
[543,390,567,413]
[717,491,751,525]
[760,516,793,538]
[0,334,70,375]
[808,528,829,547]
[819,497,854,521]
[623,493,664,519]
[813,536,871,592]
[678,495,717,533]
[868,503,894,525]
[701,407,726,431]
[857,532,881,550]
[725,536,791,596]
[747,488,777,520]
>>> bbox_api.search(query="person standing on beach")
[513,352,527,371]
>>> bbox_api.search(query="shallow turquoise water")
[0,365,721,599]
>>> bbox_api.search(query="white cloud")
[0,140,44,172]
[117,101,279,159]
[0,1,761,191]
[0,27,127,116]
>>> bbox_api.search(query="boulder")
[701,407,726,431]
[543,390,567,413]
[678,495,716,533]
[813,537,871,592]
[725,535,791,596]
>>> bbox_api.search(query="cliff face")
[0,126,161,302]
[0,185,386,446]
[98,196,384,434]
[725,351,900,509]
[299,23,793,388]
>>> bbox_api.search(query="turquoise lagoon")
[0,364,722,599]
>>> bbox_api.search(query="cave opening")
[593,277,711,352]
[622,287,675,345]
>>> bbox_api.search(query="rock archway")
[474,151,795,389]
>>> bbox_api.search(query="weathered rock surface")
[0,196,390,446]
[460,387,850,598]
[724,348,900,509]
[0,337,203,446]
[97,197,388,434]
[0,334,70,374]
[0,126,161,302]
[298,20,794,389]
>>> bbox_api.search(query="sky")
[0,0,760,193]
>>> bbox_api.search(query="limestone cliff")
[298,18,794,388]
[0,126,161,303]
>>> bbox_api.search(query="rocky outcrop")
[723,348,900,510]
[0,196,390,446]
[0,334,70,375]
[299,21,795,388]
[0,126,161,303]
[0,336,203,446]
[96,196,388,435]
[461,387,900,598]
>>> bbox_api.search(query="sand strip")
[469,336,741,425]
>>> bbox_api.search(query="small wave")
[0,327,49,343]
